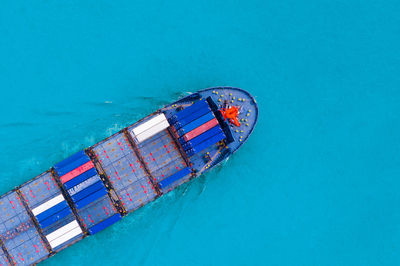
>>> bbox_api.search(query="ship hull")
[0,87,258,265]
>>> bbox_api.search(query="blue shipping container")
[158,167,192,189]
[178,112,215,136]
[186,132,226,157]
[75,188,108,209]
[71,181,105,203]
[171,100,208,123]
[39,208,72,228]
[54,150,87,170]
[55,156,91,177]
[64,168,98,190]
[174,106,211,130]
[68,175,101,196]
[35,201,69,222]
[88,213,122,235]
[182,125,222,151]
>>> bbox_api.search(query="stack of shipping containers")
[54,151,121,235]
[0,191,49,264]
[20,171,83,251]
[169,100,226,157]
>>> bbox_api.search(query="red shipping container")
[183,118,219,141]
[60,161,95,184]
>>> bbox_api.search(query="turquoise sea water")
[0,1,399,265]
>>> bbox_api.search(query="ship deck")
[0,87,258,265]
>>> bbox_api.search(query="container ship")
[0,87,258,265]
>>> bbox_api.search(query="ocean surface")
[0,1,399,265]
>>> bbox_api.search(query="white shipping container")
[136,119,170,143]
[49,226,83,249]
[132,113,167,136]
[45,220,81,242]
[32,194,65,216]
